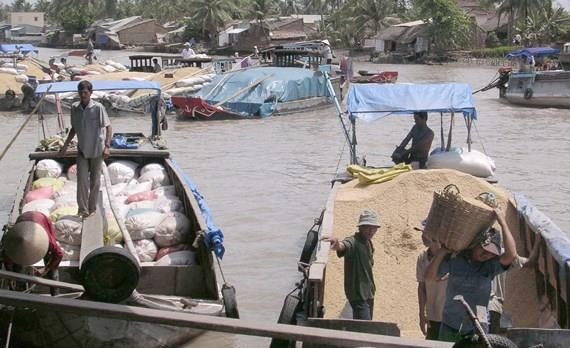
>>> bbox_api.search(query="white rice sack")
[110,182,128,196]
[128,200,156,211]
[15,74,28,83]
[67,164,78,181]
[22,199,55,216]
[85,70,101,75]
[102,65,117,73]
[107,160,139,184]
[0,67,18,75]
[121,181,153,197]
[153,185,176,197]
[140,163,165,176]
[154,250,196,266]
[58,242,80,261]
[154,196,184,213]
[154,212,191,247]
[138,169,171,189]
[52,195,78,211]
[427,147,496,178]
[134,239,158,262]
[124,210,166,240]
[15,63,28,71]
[35,159,64,179]
[54,215,83,246]
[69,67,82,74]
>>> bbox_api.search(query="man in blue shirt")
[425,209,517,342]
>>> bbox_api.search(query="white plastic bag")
[134,239,158,262]
[54,216,83,246]
[154,212,191,247]
[124,210,166,240]
[427,147,496,178]
[154,196,184,213]
[22,199,55,216]
[138,169,171,189]
[140,163,166,176]
[35,159,64,179]
[107,160,139,184]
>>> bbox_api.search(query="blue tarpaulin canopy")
[0,44,38,54]
[506,47,560,61]
[35,80,161,94]
[346,83,477,122]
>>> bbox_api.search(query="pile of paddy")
[323,169,541,337]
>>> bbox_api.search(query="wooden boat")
[276,82,570,347]
[171,65,341,121]
[352,71,399,83]
[0,80,237,348]
[497,47,570,108]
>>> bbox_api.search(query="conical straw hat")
[3,221,49,266]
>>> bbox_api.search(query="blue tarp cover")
[514,193,570,269]
[0,44,38,54]
[506,47,560,61]
[346,83,477,122]
[196,66,329,117]
[35,80,161,94]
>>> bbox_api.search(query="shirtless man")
[392,112,434,169]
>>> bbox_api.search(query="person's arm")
[497,209,517,267]
[425,247,450,282]
[398,129,413,149]
[59,128,76,156]
[418,281,427,335]
[523,233,543,268]
[101,106,112,159]
[322,236,346,253]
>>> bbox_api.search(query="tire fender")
[524,87,533,100]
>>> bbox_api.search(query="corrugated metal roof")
[227,27,248,34]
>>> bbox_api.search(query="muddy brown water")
[0,48,568,347]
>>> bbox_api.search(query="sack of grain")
[154,196,184,213]
[156,243,190,260]
[35,159,64,179]
[154,212,191,247]
[32,177,65,191]
[153,185,176,197]
[124,210,166,240]
[104,214,123,245]
[427,147,496,178]
[67,164,78,181]
[22,199,55,216]
[107,160,139,184]
[50,207,79,222]
[121,181,153,197]
[154,250,196,266]
[54,215,83,246]
[133,239,158,262]
[125,190,157,204]
[138,169,171,189]
[58,242,80,261]
[140,163,166,176]
[24,187,54,203]
[423,184,496,252]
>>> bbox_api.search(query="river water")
[0,49,568,347]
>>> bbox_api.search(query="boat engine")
[497,67,512,98]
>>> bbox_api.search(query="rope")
[0,86,52,161]
[215,255,227,285]
[472,71,500,94]
[333,138,347,177]
[473,121,489,156]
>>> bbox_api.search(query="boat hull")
[0,305,207,348]
[503,71,570,108]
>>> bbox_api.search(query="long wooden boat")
[277,82,570,347]
[497,47,570,109]
[0,81,236,348]
[171,65,341,121]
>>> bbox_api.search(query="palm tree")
[188,0,240,39]
[352,0,396,36]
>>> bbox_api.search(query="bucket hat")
[3,221,49,265]
[357,210,380,227]
[481,228,501,256]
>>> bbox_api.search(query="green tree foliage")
[59,7,96,33]
[188,0,240,38]
[10,0,33,12]
[413,0,472,51]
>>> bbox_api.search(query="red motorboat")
[351,71,399,84]
[170,96,244,120]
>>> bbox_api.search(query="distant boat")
[496,47,570,108]
[171,66,340,120]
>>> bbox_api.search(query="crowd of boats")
[0,40,568,347]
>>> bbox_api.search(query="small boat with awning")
[495,47,570,108]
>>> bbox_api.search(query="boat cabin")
[129,54,180,72]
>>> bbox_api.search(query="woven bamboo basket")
[424,184,497,251]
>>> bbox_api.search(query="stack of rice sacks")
[23,159,195,265]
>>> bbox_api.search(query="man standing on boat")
[181,42,195,59]
[425,210,517,342]
[323,210,379,320]
[392,111,434,169]
[60,80,112,218]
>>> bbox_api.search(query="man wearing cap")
[320,40,333,65]
[182,42,195,60]
[60,80,112,218]
[2,211,63,295]
[324,210,379,320]
[425,209,517,342]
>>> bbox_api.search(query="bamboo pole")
[213,75,272,107]
[0,289,451,348]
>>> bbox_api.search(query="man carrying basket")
[425,209,517,342]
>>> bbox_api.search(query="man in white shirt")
[181,43,195,59]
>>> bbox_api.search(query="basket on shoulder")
[424,184,499,252]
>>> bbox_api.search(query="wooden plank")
[0,270,84,292]
[0,289,451,348]
[79,193,104,267]
[29,149,170,160]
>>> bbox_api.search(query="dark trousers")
[489,310,501,334]
[426,320,441,340]
[76,151,103,215]
[349,298,374,320]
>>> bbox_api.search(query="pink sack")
[125,190,158,204]
[156,244,190,260]
[24,187,54,203]
[67,164,78,181]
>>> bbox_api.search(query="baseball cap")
[480,228,501,256]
